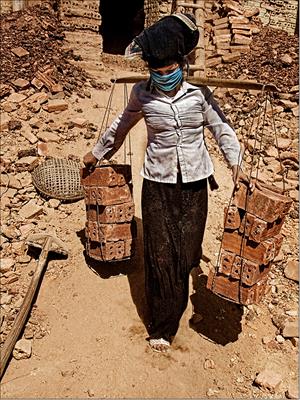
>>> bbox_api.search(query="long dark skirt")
[142,175,208,342]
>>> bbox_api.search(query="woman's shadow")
[189,265,244,345]
[77,217,149,326]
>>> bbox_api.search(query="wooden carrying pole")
[112,76,279,92]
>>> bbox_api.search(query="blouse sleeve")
[201,86,242,167]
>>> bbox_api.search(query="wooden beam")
[112,76,280,92]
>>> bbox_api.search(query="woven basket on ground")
[31,158,84,201]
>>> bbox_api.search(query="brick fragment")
[72,117,88,127]
[19,199,43,219]
[20,129,38,144]
[254,363,283,392]
[12,78,30,89]
[206,57,222,67]
[7,93,27,103]
[36,131,60,143]
[31,77,44,90]
[284,260,299,282]
[46,99,68,112]
[282,320,299,338]
[11,47,29,57]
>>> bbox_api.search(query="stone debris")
[19,199,44,219]
[254,362,283,392]
[282,320,299,338]
[284,259,299,282]
[13,338,32,360]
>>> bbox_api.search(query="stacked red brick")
[205,0,260,68]
[207,181,292,305]
[81,165,135,262]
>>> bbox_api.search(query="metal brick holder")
[80,164,136,262]
[207,181,293,305]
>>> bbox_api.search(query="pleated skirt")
[142,175,208,342]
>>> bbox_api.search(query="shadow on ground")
[189,267,243,346]
[76,217,149,326]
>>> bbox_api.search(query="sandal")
[149,338,170,353]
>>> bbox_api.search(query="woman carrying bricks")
[83,13,242,353]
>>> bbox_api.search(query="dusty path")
[1,73,298,399]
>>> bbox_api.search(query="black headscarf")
[134,13,199,68]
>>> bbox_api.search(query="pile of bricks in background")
[81,165,136,262]
[204,0,261,68]
[58,0,101,32]
[207,180,293,305]
[0,3,91,94]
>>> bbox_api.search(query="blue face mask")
[150,67,183,92]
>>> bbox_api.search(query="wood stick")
[112,76,279,92]
[0,237,52,379]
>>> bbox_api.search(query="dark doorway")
[100,0,145,54]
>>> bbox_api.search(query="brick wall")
[243,0,298,35]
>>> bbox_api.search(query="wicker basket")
[31,158,84,201]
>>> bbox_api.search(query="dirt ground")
[0,56,299,399]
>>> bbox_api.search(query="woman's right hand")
[83,151,98,170]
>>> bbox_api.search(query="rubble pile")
[0,4,92,95]
[203,0,261,67]
[215,26,299,92]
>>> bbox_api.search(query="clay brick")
[206,57,222,67]
[207,268,269,305]
[11,47,29,57]
[229,45,250,53]
[230,23,251,30]
[222,231,283,265]
[232,29,252,36]
[231,34,252,45]
[213,34,231,44]
[86,222,133,242]
[86,202,135,224]
[229,16,250,24]
[239,213,285,242]
[87,239,134,261]
[216,42,231,50]
[232,181,292,222]
[213,17,228,26]
[224,205,241,230]
[81,165,132,187]
[218,249,271,285]
[214,29,231,36]
[84,184,133,206]
[222,53,241,63]
[213,23,230,31]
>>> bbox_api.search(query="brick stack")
[81,165,136,262]
[204,0,260,68]
[59,0,101,32]
[207,181,293,305]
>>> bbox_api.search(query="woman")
[83,13,242,353]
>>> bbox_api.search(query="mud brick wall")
[59,0,101,32]
[243,0,298,35]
